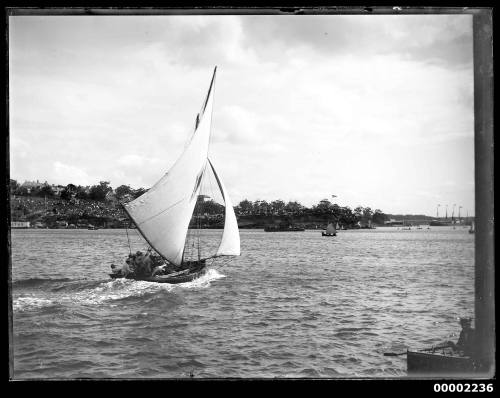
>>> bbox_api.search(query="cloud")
[239,15,473,69]
[9,15,475,215]
[117,154,146,167]
[53,161,92,186]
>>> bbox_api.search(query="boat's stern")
[407,350,476,376]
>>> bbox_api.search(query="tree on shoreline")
[60,184,77,200]
[89,181,112,202]
[133,187,148,199]
[115,185,134,200]
[10,178,389,224]
[10,179,19,193]
[233,198,388,226]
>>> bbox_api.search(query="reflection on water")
[11,227,474,378]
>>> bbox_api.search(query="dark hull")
[407,350,476,376]
[322,232,336,236]
[110,264,206,284]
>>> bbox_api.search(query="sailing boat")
[110,67,240,283]
[469,220,475,234]
[322,222,337,236]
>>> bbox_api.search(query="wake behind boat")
[109,67,240,284]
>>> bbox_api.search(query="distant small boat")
[469,221,475,234]
[322,222,337,236]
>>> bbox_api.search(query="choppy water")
[10,227,474,379]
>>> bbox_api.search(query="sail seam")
[134,197,186,227]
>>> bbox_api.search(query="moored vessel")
[407,349,476,375]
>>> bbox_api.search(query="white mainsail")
[208,159,240,257]
[124,68,219,266]
[326,223,336,234]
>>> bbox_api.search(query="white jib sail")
[123,70,216,266]
[208,159,241,257]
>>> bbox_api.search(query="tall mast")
[124,67,216,266]
[184,67,217,264]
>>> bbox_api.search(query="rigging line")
[125,221,132,255]
[207,165,220,258]
[185,162,207,263]
[198,161,209,260]
[186,161,206,263]
[207,166,225,258]
[198,180,202,261]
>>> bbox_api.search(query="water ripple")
[11,228,474,378]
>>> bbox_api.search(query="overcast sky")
[9,14,475,216]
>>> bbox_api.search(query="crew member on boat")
[151,264,167,276]
[120,249,177,277]
[128,250,151,276]
[110,261,132,276]
[446,317,475,356]
[121,260,132,277]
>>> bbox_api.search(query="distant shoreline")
[10,194,473,230]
